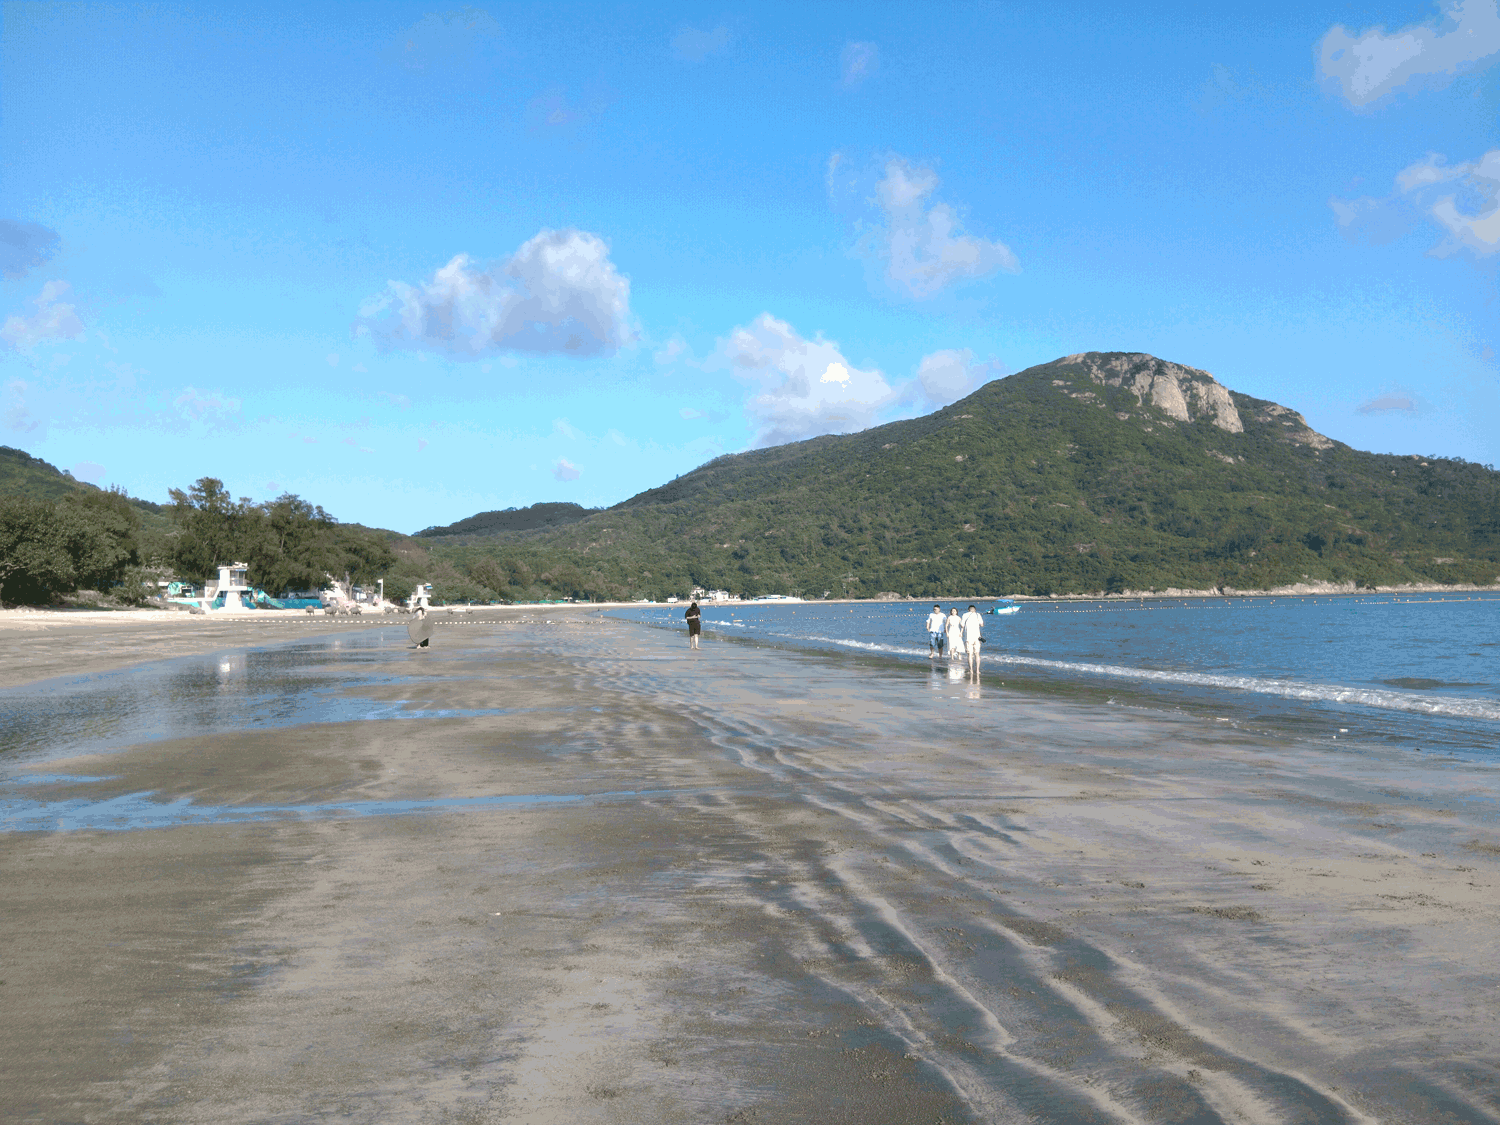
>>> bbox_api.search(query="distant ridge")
[0,445,162,514]
[427,352,1500,599]
[416,501,597,538]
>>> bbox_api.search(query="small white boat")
[989,600,1020,616]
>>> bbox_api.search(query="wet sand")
[2,614,1498,1123]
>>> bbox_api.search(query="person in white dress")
[943,608,964,664]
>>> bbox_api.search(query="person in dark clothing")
[685,601,702,649]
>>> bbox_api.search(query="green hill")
[1,445,98,503]
[431,352,1500,599]
[1,445,165,520]
[417,502,596,538]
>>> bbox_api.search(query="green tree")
[0,496,73,604]
[167,477,253,580]
[59,488,140,590]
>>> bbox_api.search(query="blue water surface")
[609,594,1500,756]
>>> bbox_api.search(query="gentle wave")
[737,628,1500,724]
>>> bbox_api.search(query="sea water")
[609,593,1500,758]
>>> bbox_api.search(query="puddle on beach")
[0,628,516,768]
[1,787,660,833]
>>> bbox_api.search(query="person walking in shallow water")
[924,604,945,657]
[944,608,964,664]
[685,600,702,649]
[961,603,985,679]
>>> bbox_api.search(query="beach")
[2,610,1497,1123]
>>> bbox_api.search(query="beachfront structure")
[206,562,254,611]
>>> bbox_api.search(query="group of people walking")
[926,603,985,677]
[684,599,984,679]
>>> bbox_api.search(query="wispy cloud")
[0,220,60,279]
[1332,148,1500,258]
[553,457,580,480]
[523,87,609,135]
[1318,0,1500,107]
[673,25,730,62]
[911,349,1001,409]
[1357,389,1422,414]
[840,41,879,88]
[1358,394,1416,414]
[837,155,1019,300]
[174,386,242,425]
[654,334,693,366]
[1,280,85,350]
[388,8,501,74]
[356,229,634,359]
[377,390,411,410]
[2,378,44,436]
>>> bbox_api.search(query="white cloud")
[173,385,242,426]
[553,457,580,481]
[0,220,60,279]
[915,349,991,406]
[1,280,85,350]
[72,461,105,484]
[1334,149,1500,258]
[389,8,500,74]
[523,87,609,134]
[1425,149,1500,255]
[853,157,1019,300]
[2,378,44,435]
[673,26,730,62]
[1358,392,1420,414]
[713,313,895,446]
[1319,0,1500,107]
[326,353,340,367]
[840,41,879,88]
[654,334,691,366]
[711,314,1005,446]
[553,417,583,440]
[377,390,411,410]
[357,229,633,359]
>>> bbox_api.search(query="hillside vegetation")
[428,353,1500,601]
[5,354,1496,605]
[417,502,595,538]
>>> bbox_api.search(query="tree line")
[0,476,398,606]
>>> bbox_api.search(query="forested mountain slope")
[435,353,1500,599]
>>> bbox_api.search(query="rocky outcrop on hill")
[1059,352,1245,432]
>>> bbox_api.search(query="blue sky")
[3,1,1497,533]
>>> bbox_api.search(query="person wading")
[924,603,946,658]
[961,603,985,679]
[685,600,702,650]
[944,608,964,664]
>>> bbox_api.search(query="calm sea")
[609,594,1500,759]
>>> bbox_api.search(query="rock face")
[1059,352,1244,433]
[1247,401,1335,450]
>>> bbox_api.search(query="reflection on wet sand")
[1,614,1497,1123]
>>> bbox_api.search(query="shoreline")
[3,617,1497,1121]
